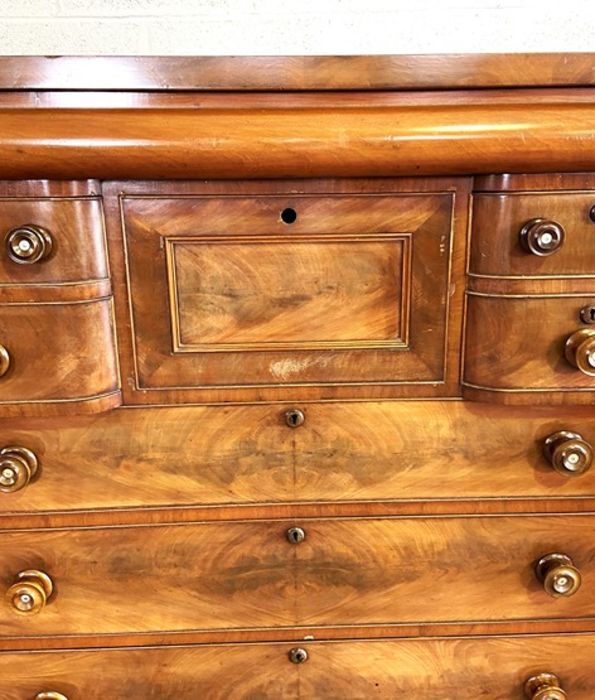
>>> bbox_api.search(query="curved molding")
[3,102,595,178]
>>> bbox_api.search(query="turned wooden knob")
[519,218,565,256]
[5,224,53,264]
[544,430,593,476]
[565,328,595,376]
[525,672,567,699]
[34,693,69,700]
[6,570,54,615]
[0,343,10,377]
[536,553,582,598]
[0,446,39,493]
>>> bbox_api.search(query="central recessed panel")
[170,237,407,351]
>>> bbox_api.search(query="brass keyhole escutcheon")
[286,527,306,544]
[285,408,305,428]
[288,647,308,664]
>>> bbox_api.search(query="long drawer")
[1,635,594,699]
[1,514,594,637]
[3,402,595,514]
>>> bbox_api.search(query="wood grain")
[0,514,594,638]
[470,192,595,278]
[0,54,594,91]
[114,187,463,402]
[464,294,595,404]
[1,634,595,699]
[0,299,120,416]
[1,103,595,179]
[2,57,595,683]
[0,196,108,291]
[3,402,595,517]
[172,238,406,349]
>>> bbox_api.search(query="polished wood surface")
[119,189,457,399]
[2,56,595,696]
[0,635,595,700]
[0,514,593,638]
[471,192,595,277]
[1,54,595,91]
[4,402,595,518]
[107,178,467,403]
[1,635,595,699]
[5,103,595,179]
[0,299,120,416]
[464,294,595,404]
[0,194,108,290]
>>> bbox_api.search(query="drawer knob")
[6,569,54,615]
[286,526,306,544]
[525,672,567,700]
[0,343,10,377]
[6,224,53,265]
[288,647,309,664]
[519,218,565,256]
[34,694,69,700]
[564,328,595,376]
[536,553,582,598]
[285,408,305,428]
[544,430,593,476]
[0,446,39,493]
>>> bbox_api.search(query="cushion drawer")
[117,190,460,401]
[0,196,108,289]
[4,402,595,513]
[0,300,120,416]
[1,635,593,699]
[1,514,593,637]
[471,192,595,277]
[464,293,595,403]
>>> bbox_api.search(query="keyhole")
[580,305,595,324]
[280,207,298,224]
[284,408,305,428]
[286,527,306,544]
[288,647,309,664]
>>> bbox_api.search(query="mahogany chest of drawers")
[1,54,595,699]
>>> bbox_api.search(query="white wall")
[0,0,594,55]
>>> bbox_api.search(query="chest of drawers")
[1,54,595,699]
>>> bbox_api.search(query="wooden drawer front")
[1,636,595,699]
[120,192,457,400]
[0,196,108,289]
[0,300,120,415]
[0,515,594,637]
[471,192,595,277]
[5,402,595,515]
[464,293,595,404]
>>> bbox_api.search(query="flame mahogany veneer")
[1,55,595,698]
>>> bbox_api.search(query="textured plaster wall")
[0,0,593,55]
